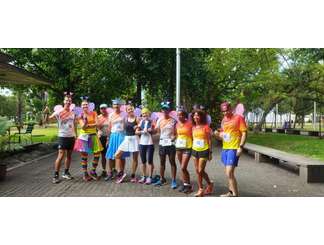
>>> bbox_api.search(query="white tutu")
[117,135,139,152]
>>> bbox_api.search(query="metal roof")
[0,52,52,85]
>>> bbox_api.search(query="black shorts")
[99,136,108,154]
[57,137,75,150]
[176,148,192,156]
[192,149,210,159]
[159,145,176,157]
[139,144,154,164]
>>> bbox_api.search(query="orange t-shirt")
[79,111,97,134]
[221,114,247,149]
[176,120,193,149]
[192,124,211,151]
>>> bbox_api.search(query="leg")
[131,152,139,176]
[101,151,107,171]
[148,145,155,177]
[64,149,73,170]
[159,153,166,180]
[181,153,191,185]
[80,152,90,181]
[54,150,65,174]
[225,166,238,196]
[199,159,211,185]
[139,145,147,177]
[177,151,184,182]
[193,157,202,189]
[108,159,115,173]
[169,149,177,181]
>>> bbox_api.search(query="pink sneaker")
[115,173,127,184]
[145,177,152,185]
[130,176,138,183]
[138,176,146,184]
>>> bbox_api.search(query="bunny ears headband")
[64,91,73,98]
[80,96,89,102]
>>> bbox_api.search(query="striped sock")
[80,153,88,172]
[92,153,100,171]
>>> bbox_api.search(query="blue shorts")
[221,149,239,167]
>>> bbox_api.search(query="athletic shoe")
[194,188,204,197]
[145,177,152,185]
[171,179,177,189]
[130,176,138,183]
[115,173,127,184]
[184,185,193,194]
[220,191,236,197]
[62,172,73,180]
[151,175,160,184]
[178,185,185,192]
[138,176,146,184]
[100,171,107,178]
[89,171,99,181]
[104,172,113,181]
[83,173,92,182]
[52,176,60,184]
[204,182,214,195]
[153,178,166,186]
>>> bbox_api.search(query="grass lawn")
[247,132,324,160]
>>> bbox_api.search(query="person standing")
[215,102,247,197]
[154,101,177,189]
[191,109,214,197]
[115,105,140,183]
[105,99,129,182]
[136,108,156,184]
[175,107,193,194]
[74,97,103,181]
[49,93,77,184]
[97,103,110,178]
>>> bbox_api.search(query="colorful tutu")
[118,135,139,152]
[74,134,103,154]
[106,132,130,160]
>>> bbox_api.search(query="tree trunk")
[135,80,142,106]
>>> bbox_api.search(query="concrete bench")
[244,143,324,183]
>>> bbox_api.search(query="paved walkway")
[1,144,324,197]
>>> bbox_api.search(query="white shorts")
[117,135,139,152]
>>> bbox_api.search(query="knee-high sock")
[92,153,100,171]
[81,152,88,172]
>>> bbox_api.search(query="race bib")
[223,133,231,142]
[193,139,205,148]
[79,134,89,141]
[176,138,187,148]
[160,138,172,146]
[112,122,123,131]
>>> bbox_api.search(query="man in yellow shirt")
[215,102,247,197]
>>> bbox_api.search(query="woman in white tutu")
[115,105,140,183]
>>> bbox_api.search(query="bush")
[0,117,9,136]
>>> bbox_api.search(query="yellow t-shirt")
[79,111,97,135]
[176,121,193,149]
[192,124,211,151]
[221,115,247,149]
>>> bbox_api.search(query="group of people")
[49,92,247,197]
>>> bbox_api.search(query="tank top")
[79,111,97,135]
[125,118,137,136]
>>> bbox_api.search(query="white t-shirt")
[55,110,76,137]
[156,117,176,146]
[139,120,154,145]
[109,112,125,133]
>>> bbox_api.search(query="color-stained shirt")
[176,120,193,149]
[139,119,154,145]
[156,117,177,146]
[192,124,212,151]
[97,114,110,137]
[79,111,97,135]
[109,112,125,133]
[54,110,76,137]
[221,114,247,150]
